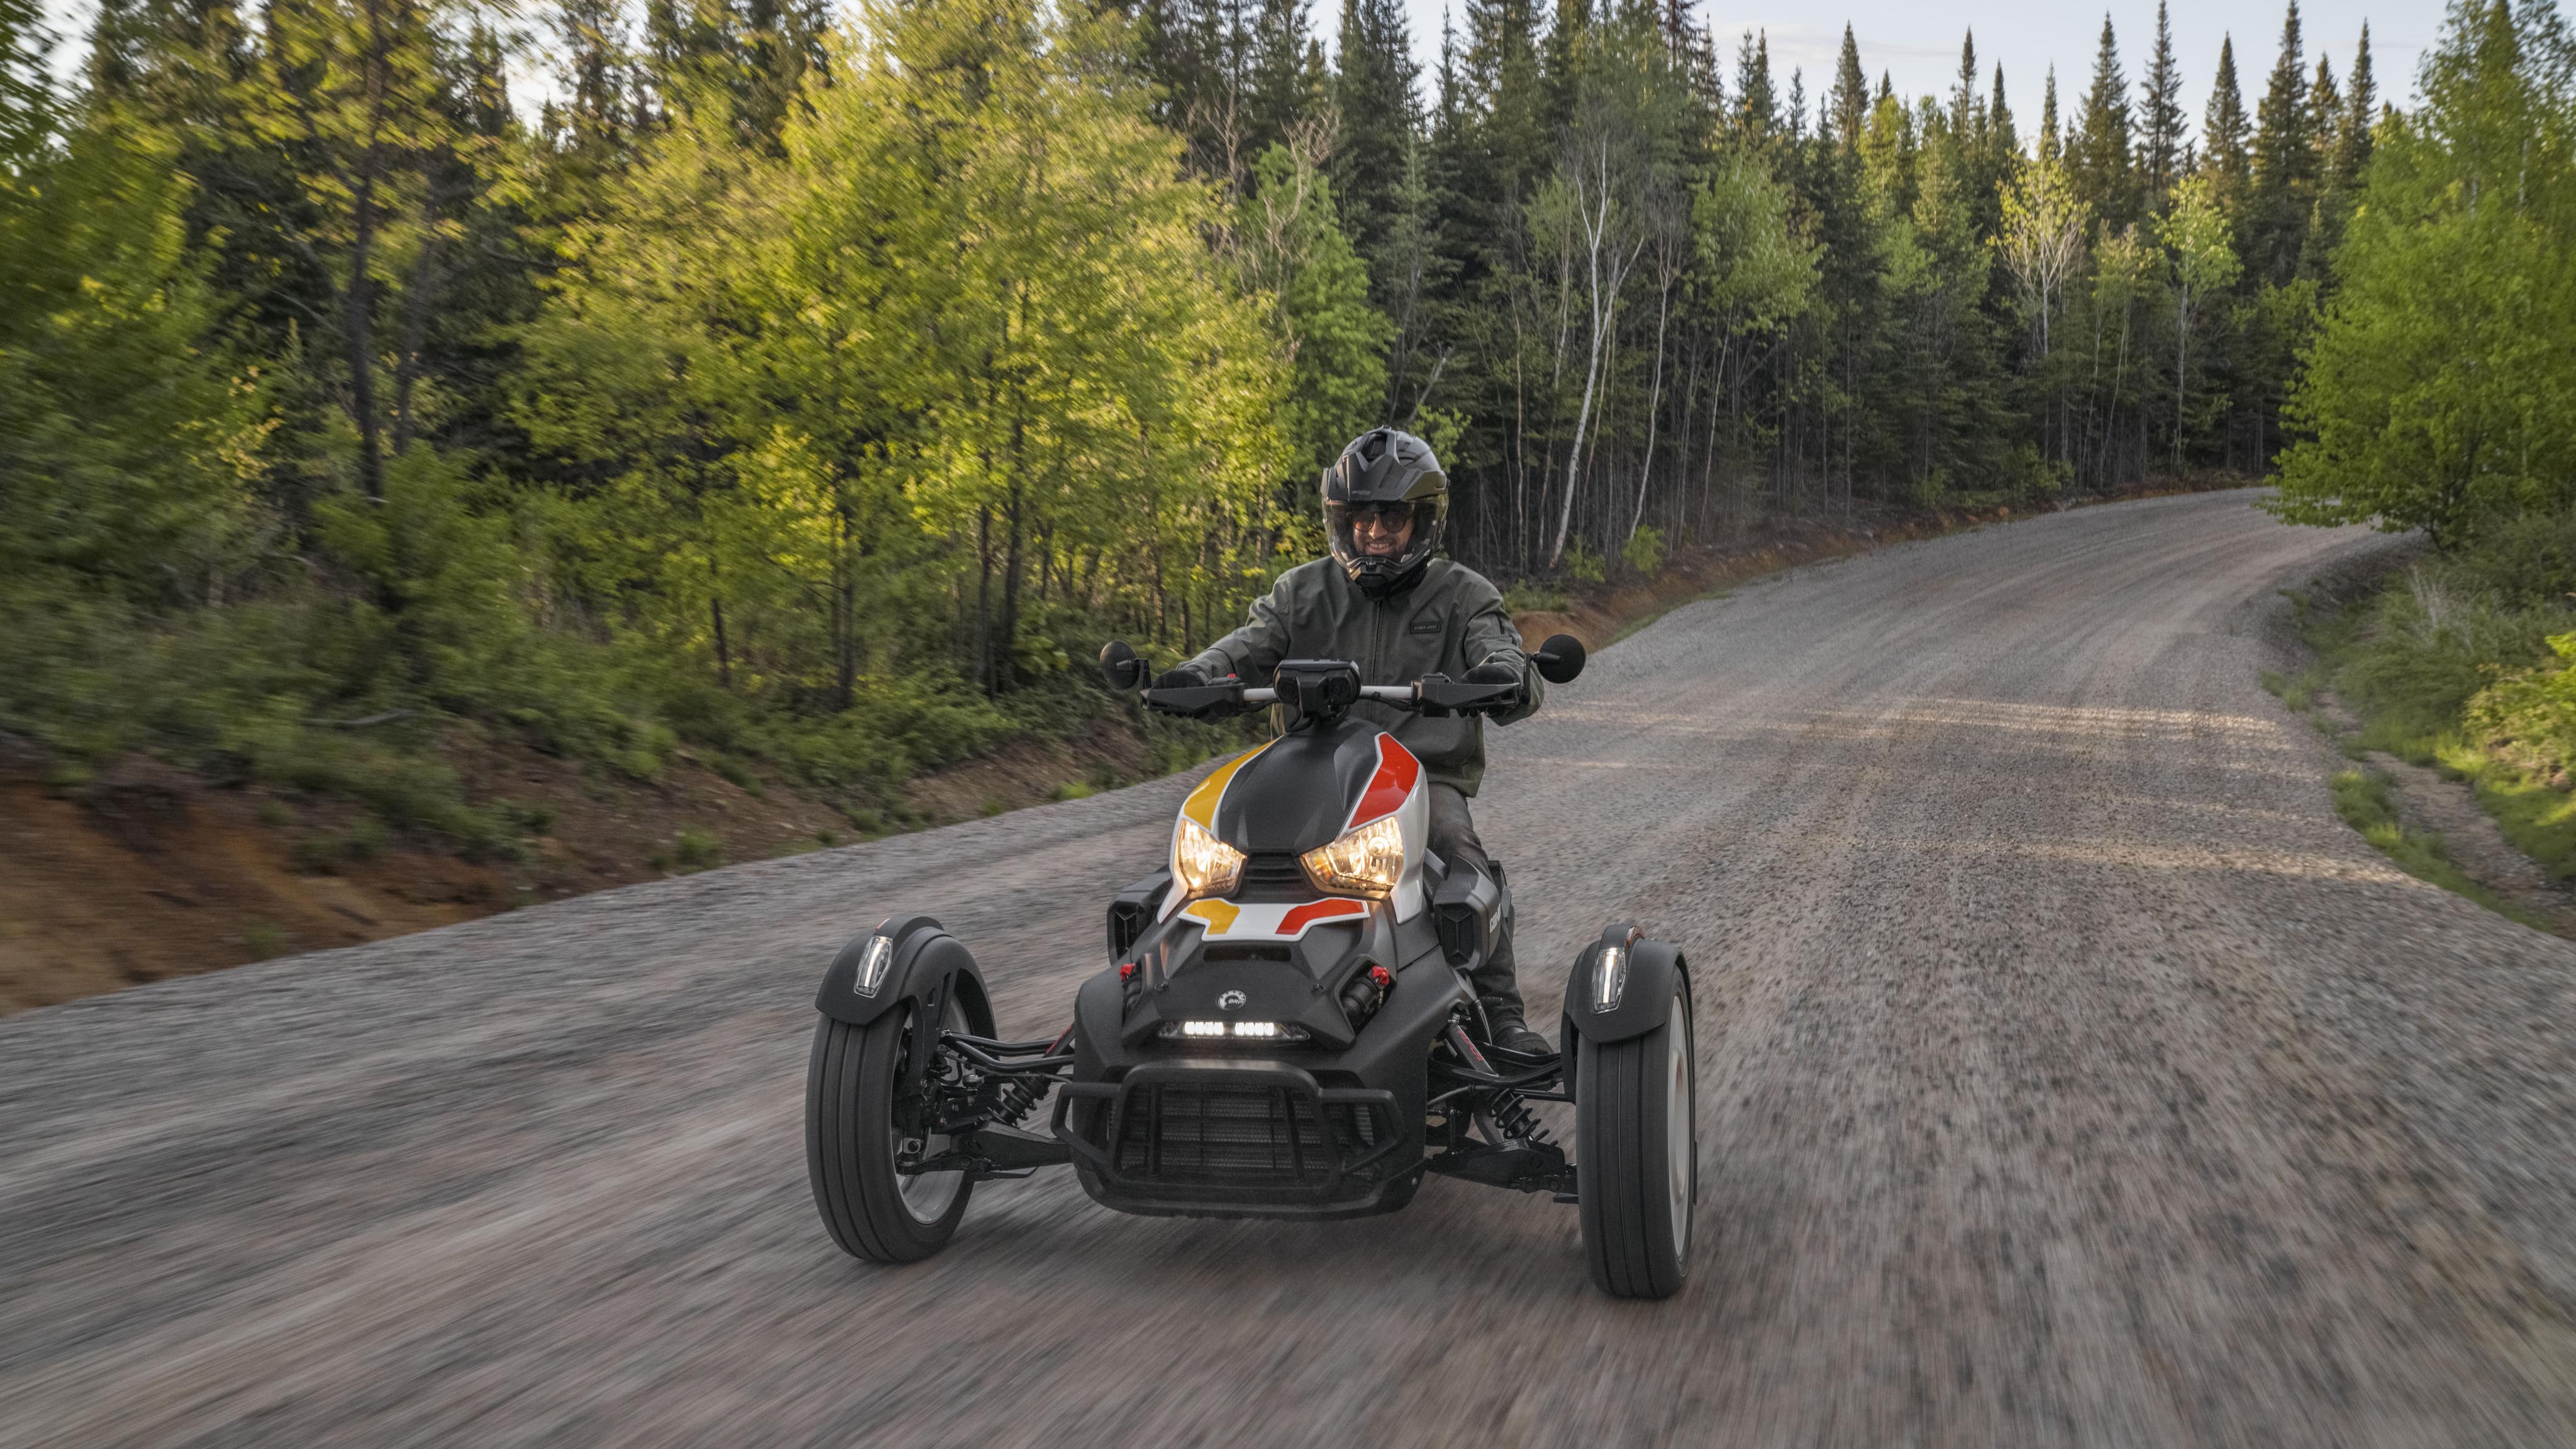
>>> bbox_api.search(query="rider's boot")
[1470,916,1554,1058]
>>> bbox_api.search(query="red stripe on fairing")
[1278,898,1368,935]
[1350,735,1421,828]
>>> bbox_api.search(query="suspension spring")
[1494,1092,1552,1147]
[983,1071,1045,1126]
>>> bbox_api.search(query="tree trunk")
[711,594,733,690]
[974,504,994,696]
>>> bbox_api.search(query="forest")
[3,0,2572,853]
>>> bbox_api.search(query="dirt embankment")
[0,477,2245,1016]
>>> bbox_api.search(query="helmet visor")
[1325,497,1443,580]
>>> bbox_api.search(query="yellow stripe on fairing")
[1180,741,1273,831]
[1181,899,1242,935]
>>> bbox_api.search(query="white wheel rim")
[891,999,965,1224]
[1666,1002,1693,1263]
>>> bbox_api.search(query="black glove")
[1153,664,1209,691]
[1464,659,1524,709]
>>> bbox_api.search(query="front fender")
[1559,923,1687,1048]
[814,913,997,1036]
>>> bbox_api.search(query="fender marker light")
[1591,945,1629,1013]
[854,933,896,997]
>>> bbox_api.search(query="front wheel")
[806,996,971,1263]
[1575,972,1697,1298]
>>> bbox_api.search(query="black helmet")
[1323,428,1446,599]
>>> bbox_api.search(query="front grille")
[1113,1082,1382,1185]
[1236,853,1313,901]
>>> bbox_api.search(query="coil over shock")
[979,1070,1045,1128]
[1493,1092,1552,1147]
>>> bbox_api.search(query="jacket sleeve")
[1460,575,1543,724]
[1185,571,1297,682]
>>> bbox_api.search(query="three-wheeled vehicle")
[804,637,1698,1297]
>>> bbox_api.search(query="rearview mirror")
[1533,633,1586,684]
[1099,640,1145,691]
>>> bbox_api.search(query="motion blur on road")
[4,492,2573,1446]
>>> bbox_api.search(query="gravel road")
[6,491,2574,1447]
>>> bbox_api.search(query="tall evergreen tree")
[2333,23,2376,191]
[1734,29,1776,138]
[2039,66,2060,162]
[2136,1,2186,213]
[1989,64,2016,161]
[2202,35,2251,214]
[1243,0,1323,167]
[1951,31,1980,138]
[1330,0,1416,270]
[2246,1,2316,282]
[1828,23,1866,150]
[2070,15,2136,236]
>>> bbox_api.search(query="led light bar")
[1159,1019,1313,1042]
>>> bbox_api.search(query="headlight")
[1172,816,1246,898]
[1301,815,1406,897]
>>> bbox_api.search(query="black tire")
[805,997,972,1263]
[1575,972,1697,1298]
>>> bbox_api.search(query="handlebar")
[1137,674,1519,720]
[1097,635,1581,723]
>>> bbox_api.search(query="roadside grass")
[2439,738,2576,880]
[2279,544,2576,931]
[2326,769,2551,930]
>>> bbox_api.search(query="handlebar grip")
[1139,680,1250,718]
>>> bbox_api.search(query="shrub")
[1621,526,1667,579]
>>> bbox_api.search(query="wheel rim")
[1665,1001,1693,1263]
[890,998,965,1224]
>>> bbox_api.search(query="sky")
[1405,0,2439,136]
[36,0,2445,150]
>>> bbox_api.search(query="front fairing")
[1160,718,1431,929]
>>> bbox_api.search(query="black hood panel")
[1214,719,1385,855]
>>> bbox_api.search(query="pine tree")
[2038,66,2060,164]
[2246,1,2315,283]
[1243,0,1321,167]
[2306,25,2376,277]
[2305,53,2341,167]
[1330,0,1416,271]
[2201,35,2251,216]
[1989,64,2014,156]
[2136,1,2186,213]
[1828,23,1866,150]
[2332,23,2375,192]
[1950,30,1979,138]
[1734,29,1775,138]
[2070,15,2137,235]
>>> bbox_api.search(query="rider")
[1156,428,1552,1057]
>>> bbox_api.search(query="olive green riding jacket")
[1184,557,1541,796]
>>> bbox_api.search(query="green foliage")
[649,826,724,872]
[1621,525,1667,578]
[2450,745,2576,879]
[1236,142,1392,483]
[2329,765,2547,928]
[1500,579,1570,614]
[2272,0,2576,545]
[0,0,2436,872]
